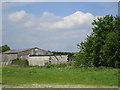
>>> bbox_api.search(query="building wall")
[28,56,50,66]
[28,55,68,66]
[50,55,68,64]
[0,53,17,65]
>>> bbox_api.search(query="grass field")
[1,65,119,88]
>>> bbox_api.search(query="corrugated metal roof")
[3,47,53,55]
[2,47,43,54]
[3,48,32,54]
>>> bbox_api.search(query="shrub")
[44,62,75,68]
[11,58,29,67]
[45,64,55,68]
[0,45,11,52]
[74,52,86,67]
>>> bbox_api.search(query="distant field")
[2,65,119,88]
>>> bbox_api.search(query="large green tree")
[76,15,120,68]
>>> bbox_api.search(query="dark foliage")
[42,62,75,68]
[0,45,11,52]
[75,15,120,68]
[11,58,29,67]
[50,51,75,55]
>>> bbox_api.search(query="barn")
[0,47,69,66]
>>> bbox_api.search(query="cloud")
[39,12,62,23]
[42,12,54,17]
[8,10,97,30]
[48,11,95,29]
[4,10,99,51]
[8,10,27,22]
[24,21,34,27]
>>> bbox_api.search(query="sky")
[2,2,118,52]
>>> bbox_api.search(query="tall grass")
[2,64,119,87]
[41,62,74,68]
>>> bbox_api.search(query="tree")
[0,45,11,52]
[76,15,120,68]
[100,17,120,68]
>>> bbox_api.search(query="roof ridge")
[3,47,50,54]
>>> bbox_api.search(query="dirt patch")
[2,84,118,88]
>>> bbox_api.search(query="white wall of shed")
[50,55,68,64]
[28,56,49,66]
[0,54,18,65]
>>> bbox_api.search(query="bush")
[11,58,29,67]
[74,52,86,67]
[45,64,55,68]
[44,62,75,68]
[0,45,11,52]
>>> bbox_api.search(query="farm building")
[0,47,69,66]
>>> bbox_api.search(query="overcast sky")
[2,2,118,52]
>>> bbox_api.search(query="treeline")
[49,51,75,55]
[75,15,120,68]
[0,45,11,53]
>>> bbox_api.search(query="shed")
[1,47,53,65]
[1,47,69,66]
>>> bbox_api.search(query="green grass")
[2,65,119,87]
